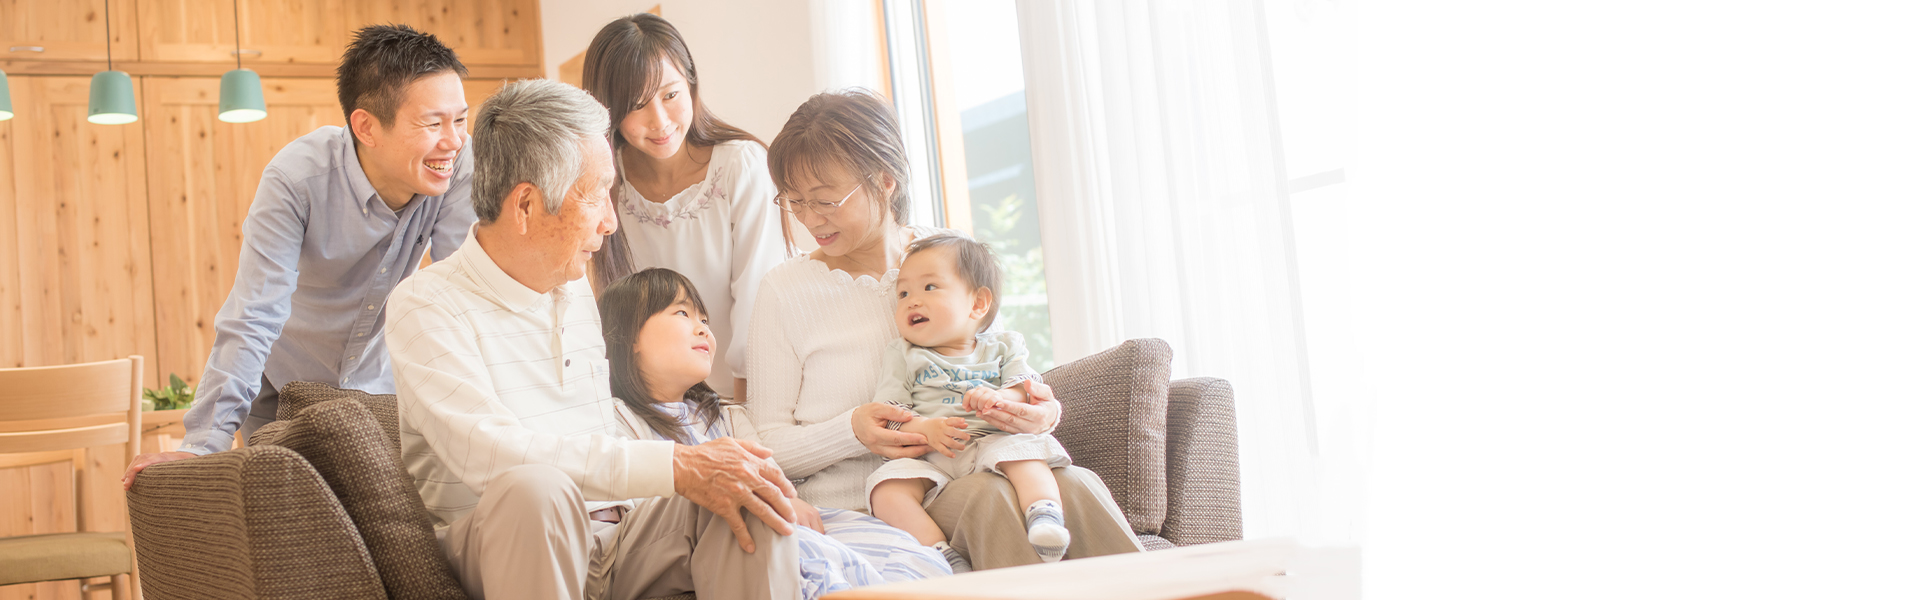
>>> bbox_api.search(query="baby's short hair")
[905,234,1002,333]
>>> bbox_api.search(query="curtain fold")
[1017,0,1351,544]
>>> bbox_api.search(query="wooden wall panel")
[143,77,346,388]
[1,108,19,369]
[1,76,159,389]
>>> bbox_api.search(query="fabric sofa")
[125,338,1238,598]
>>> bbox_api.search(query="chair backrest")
[0,356,144,535]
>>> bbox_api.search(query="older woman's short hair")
[471,79,611,223]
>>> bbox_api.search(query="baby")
[865,234,1073,573]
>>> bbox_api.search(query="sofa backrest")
[257,385,466,599]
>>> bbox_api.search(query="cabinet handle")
[9,46,46,52]
[231,49,263,57]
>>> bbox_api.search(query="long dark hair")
[599,268,723,445]
[584,13,764,289]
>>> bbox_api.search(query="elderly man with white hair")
[385,78,802,600]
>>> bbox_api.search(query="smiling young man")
[123,25,476,486]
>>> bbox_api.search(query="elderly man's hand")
[671,438,798,553]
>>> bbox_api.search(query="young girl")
[584,13,787,403]
[600,268,950,599]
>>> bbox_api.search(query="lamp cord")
[232,0,242,69]
[104,0,111,69]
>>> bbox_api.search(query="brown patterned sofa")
[1046,338,1243,550]
[125,339,1237,598]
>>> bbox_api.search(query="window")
[881,0,1054,369]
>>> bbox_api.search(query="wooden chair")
[0,357,144,599]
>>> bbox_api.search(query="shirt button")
[348,355,356,361]
[380,268,388,274]
[565,359,572,367]
[366,305,376,310]
[357,332,365,337]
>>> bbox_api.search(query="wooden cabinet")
[357,0,543,67]
[141,77,346,387]
[137,0,352,65]
[132,0,541,68]
[0,0,140,63]
[9,0,543,77]
[0,75,161,386]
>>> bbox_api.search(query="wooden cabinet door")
[0,76,159,388]
[463,76,512,128]
[357,0,542,67]
[1,0,140,63]
[140,76,344,388]
[137,0,350,64]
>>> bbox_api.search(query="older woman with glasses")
[745,90,1145,571]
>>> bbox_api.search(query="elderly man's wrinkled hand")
[671,438,798,553]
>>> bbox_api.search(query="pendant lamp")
[87,0,138,125]
[0,69,13,121]
[217,0,265,123]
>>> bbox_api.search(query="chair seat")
[0,531,132,586]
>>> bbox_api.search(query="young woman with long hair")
[583,13,788,402]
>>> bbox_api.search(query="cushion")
[1162,377,1243,546]
[1043,338,1172,535]
[264,398,466,599]
[275,381,403,458]
[0,532,130,585]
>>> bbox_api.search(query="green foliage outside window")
[976,192,1053,372]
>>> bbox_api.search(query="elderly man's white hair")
[471,79,611,223]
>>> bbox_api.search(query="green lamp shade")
[0,69,13,121]
[87,70,138,125]
[219,68,267,123]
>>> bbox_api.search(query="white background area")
[1357,1,1920,598]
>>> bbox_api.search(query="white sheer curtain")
[1016,0,1353,544]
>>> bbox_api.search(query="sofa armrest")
[1161,377,1243,546]
[128,445,389,600]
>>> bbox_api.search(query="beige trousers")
[925,465,1145,570]
[439,464,801,600]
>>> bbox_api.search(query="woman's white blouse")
[612,140,786,399]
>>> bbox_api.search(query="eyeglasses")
[773,183,862,216]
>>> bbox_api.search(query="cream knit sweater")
[744,226,945,510]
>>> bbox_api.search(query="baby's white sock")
[1025,499,1069,562]
[932,540,972,573]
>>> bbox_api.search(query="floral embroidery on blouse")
[622,162,729,228]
